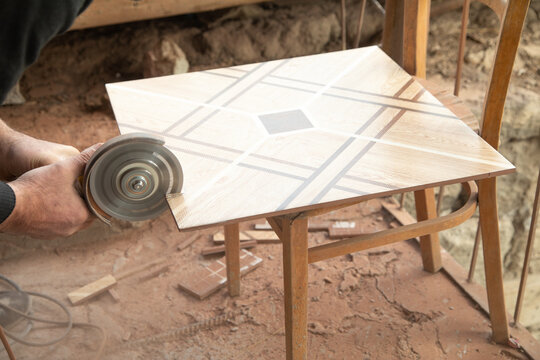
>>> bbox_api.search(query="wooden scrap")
[202,240,257,256]
[108,288,121,303]
[177,250,262,300]
[389,221,400,229]
[256,220,367,239]
[0,325,16,360]
[257,220,366,239]
[213,231,253,242]
[309,221,332,231]
[381,201,413,226]
[68,275,116,305]
[68,256,167,305]
[212,230,280,244]
[138,264,170,282]
[253,222,272,230]
[177,233,200,251]
[122,331,131,342]
[115,256,168,281]
[328,221,365,239]
[254,221,330,232]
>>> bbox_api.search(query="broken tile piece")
[177,250,263,299]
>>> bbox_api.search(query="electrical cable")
[0,274,106,359]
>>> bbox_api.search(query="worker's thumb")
[63,143,103,178]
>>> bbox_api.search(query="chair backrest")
[453,0,530,150]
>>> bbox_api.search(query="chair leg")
[478,178,509,343]
[224,223,241,297]
[414,188,442,272]
[279,215,309,360]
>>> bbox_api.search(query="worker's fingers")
[79,143,103,163]
[62,143,102,178]
[32,144,80,167]
[79,215,95,231]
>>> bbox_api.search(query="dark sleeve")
[0,0,94,103]
[0,181,15,224]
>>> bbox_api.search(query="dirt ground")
[0,203,529,359]
[0,0,539,359]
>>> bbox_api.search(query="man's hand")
[0,144,101,239]
[0,121,80,180]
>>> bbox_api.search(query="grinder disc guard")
[83,133,183,223]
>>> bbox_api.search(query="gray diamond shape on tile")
[259,109,313,134]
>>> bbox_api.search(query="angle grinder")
[82,133,183,224]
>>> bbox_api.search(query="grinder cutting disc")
[83,133,183,224]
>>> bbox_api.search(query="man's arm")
[0,119,80,180]
[0,120,101,238]
[0,0,93,103]
[0,144,100,238]
[0,1,98,238]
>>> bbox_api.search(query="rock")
[465,50,484,66]
[82,87,108,111]
[511,51,527,75]
[308,321,335,335]
[528,21,540,41]
[352,253,371,275]
[339,270,358,292]
[143,39,189,78]
[368,258,388,276]
[379,251,398,264]
[526,6,538,23]
[521,44,540,61]
[345,0,384,47]
[212,4,268,26]
[501,101,540,141]
[201,4,340,63]
[481,48,496,72]
[2,81,25,105]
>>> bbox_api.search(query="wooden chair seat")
[415,76,480,133]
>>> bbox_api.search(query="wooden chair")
[385,0,531,343]
[222,0,530,345]
[413,0,530,288]
[418,0,504,215]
